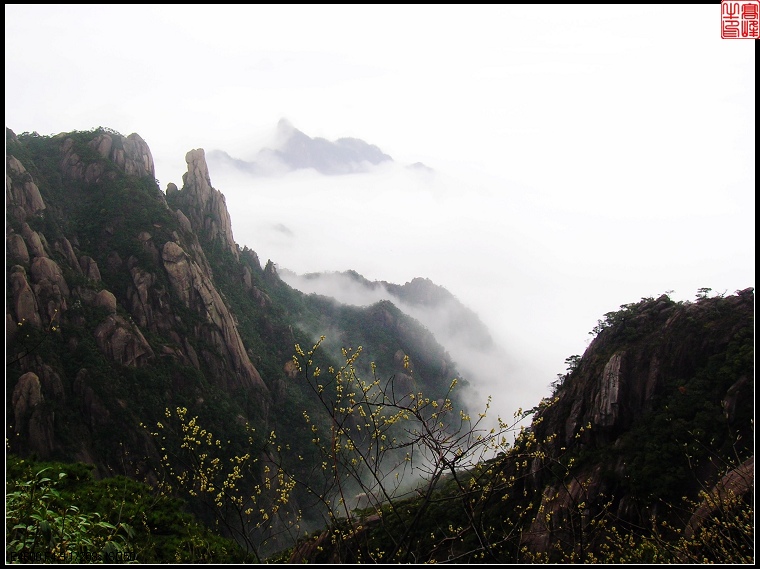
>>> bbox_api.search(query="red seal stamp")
[722,0,760,38]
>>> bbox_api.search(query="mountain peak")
[277,117,296,136]
[210,121,393,176]
[173,148,239,261]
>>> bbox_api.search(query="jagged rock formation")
[160,240,264,390]
[6,154,45,221]
[167,149,239,261]
[11,372,54,456]
[59,131,155,184]
[6,127,268,469]
[10,265,43,328]
[93,314,155,367]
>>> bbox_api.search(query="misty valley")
[6,126,754,563]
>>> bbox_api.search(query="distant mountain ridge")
[279,269,495,350]
[208,119,393,176]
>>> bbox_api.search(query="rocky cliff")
[166,148,239,261]
[6,128,272,470]
[517,289,754,558]
[5,126,465,490]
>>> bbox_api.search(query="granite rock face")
[60,131,156,183]
[94,313,155,367]
[11,372,54,458]
[168,148,239,261]
[518,290,755,558]
[161,240,265,390]
[6,154,45,221]
[6,128,268,473]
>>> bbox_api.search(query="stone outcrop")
[94,313,154,367]
[12,371,43,427]
[518,291,755,559]
[93,289,118,313]
[107,133,155,178]
[29,256,69,325]
[241,264,271,308]
[161,240,265,390]
[7,232,30,265]
[593,351,622,426]
[168,149,239,261]
[54,238,82,273]
[9,265,43,329]
[6,155,46,222]
[21,223,48,259]
[79,256,102,281]
[6,127,275,480]
[125,264,159,329]
[60,131,156,183]
[11,372,55,458]
[37,363,66,404]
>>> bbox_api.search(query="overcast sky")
[5,5,755,423]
